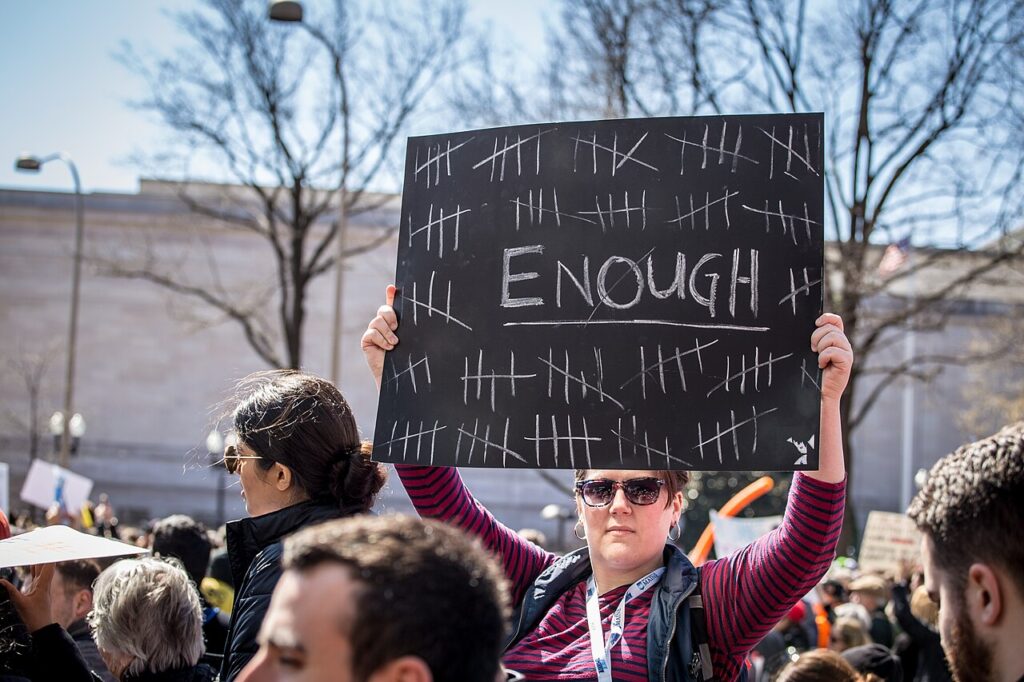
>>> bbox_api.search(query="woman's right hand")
[361,284,400,391]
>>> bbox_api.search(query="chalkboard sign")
[373,113,823,471]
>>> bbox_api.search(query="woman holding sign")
[363,285,851,682]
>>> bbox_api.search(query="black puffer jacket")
[219,500,344,681]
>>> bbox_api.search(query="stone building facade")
[1,179,1021,550]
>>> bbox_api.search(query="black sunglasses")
[575,477,666,507]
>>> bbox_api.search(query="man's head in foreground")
[238,514,510,682]
[907,421,1024,682]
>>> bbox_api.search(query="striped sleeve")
[701,472,845,663]
[396,464,556,604]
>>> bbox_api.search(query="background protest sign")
[19,459,94,513]
[858,511,923,575]
[0,525,147,569]
[710,510,783,559]
[374,113,823,470]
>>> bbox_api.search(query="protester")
[49,560,116,681]
[1,558,215,682]
[237,515,509,682]
[831,616,873,653]
[891,580,952,682]
[849,574,895,648]
[151,515,230,669]
[777,648,870,682]
[907,421,1024,682]
[363,286,853,681]
[843,643,903,682]
[218,371,387,681]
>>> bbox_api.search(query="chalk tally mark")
[668,188,739,231]
[740,200,820,244]
[407,204,470,256]
[414,138,474,188]
[779,268,822,314]
[612,416,693,468]
[571,130,659,175]
[760,124,820,179]
[539,347,623,409]
[455,417,527,466]
[462,350,537,412]
[472,129,554,182]
[525,414,601,468]
[378,420,447,465]
[576,190,650,231]
[386,353,432,394]
[800,358,821,391]
[406,272,473,331]
[695,405,779,464]
[706,348,793,397]
[619,339,719,396]
[511,187,595,229]
[664,121,759,175]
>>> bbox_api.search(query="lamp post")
[541,503,574,552]
[206,429,229,527]
[268,1,350,387]
[16,153,85,468]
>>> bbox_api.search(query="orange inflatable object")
[688,475,775,566]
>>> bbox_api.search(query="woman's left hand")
[0,562,56,633]
[811,313,853,403]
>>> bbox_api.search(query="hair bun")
[328,441,387,513]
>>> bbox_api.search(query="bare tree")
[465,0,1024,544]
[1,343,60,461]
[108,0,467,369]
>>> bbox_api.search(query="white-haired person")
[1,557,216,682]
[363,286,853,681]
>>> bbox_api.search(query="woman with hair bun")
[218,371,386,681]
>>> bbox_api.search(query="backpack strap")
[687,568,717,681]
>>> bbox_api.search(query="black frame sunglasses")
[575,477,666,507]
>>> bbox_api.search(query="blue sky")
[0,0,550,194]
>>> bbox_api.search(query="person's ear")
[967,562,1003,627]
[72,588,93,621]
[273,463,295,493]
[672,490,684,515]
[367,655,432,682]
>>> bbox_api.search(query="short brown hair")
[574,469,689,507]
[283,515,510,682]
[907,421,1024,600]
[55,559,101,595]
[778,649,862,682]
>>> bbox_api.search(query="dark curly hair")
[907,421,1024,600]
[230,371,386,514]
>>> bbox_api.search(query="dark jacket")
[67,618,116,682]
[28,623,217,682]
[220,500,344,681]
[503,544,710,682]
[892,583,952,682]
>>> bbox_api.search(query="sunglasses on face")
[575,477,666,507]
[223,444,264,474]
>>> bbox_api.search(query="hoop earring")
[574,520,587,540]
[668,521,681,542]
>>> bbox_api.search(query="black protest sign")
[373,113,823,471]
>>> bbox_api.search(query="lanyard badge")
[586,567,665,682]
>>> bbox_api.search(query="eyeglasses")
[575,477,665,507]
[223,444,264,474]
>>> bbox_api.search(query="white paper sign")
[0,525,148,569]
[19,459,94,513]
[710,511,783,559]
[0,462,8,514]
[858,511,923,574]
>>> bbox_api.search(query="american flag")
[878,238,910,276]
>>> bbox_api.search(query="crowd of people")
[0,293,1019,682]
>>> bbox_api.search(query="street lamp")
[541,503,575,552]
[206,429,230,527]
[268,2,350,387]
[16,152,85,468]
[48,411,86,457]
